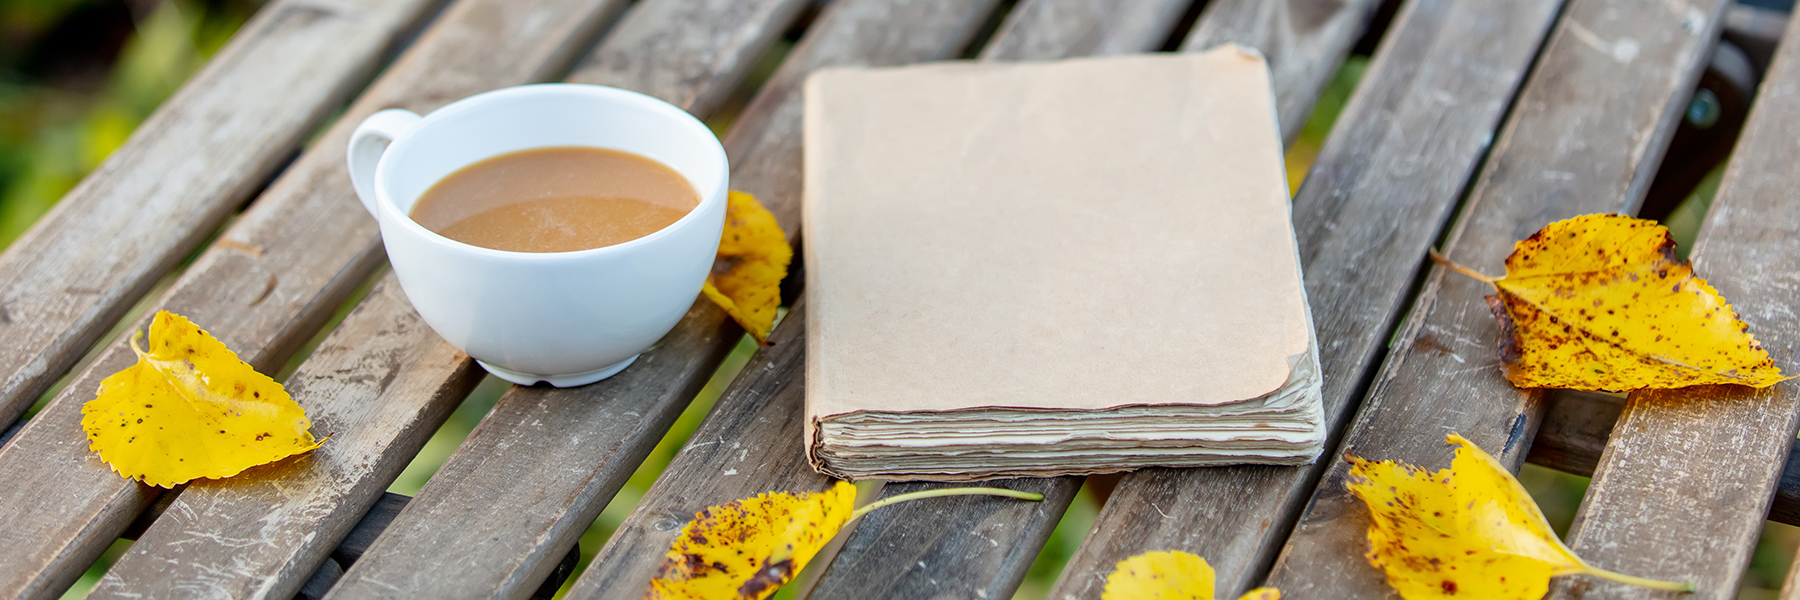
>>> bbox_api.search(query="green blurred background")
[1,1,1793,598]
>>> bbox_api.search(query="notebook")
[801,46,1325,481]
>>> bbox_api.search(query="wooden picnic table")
[0,0,1795,599]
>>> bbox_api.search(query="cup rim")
[373,83,729,260]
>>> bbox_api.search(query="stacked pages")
[801,47,1325,482]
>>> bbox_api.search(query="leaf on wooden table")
[1346,432,1690,599]
[702,190,791,345]
[1435,213,1785,390]
[80,311,321,488]
[1103,550,1211,600]
[649,481,857,600]
[647,483,1044,599]
[1100,550,1280,600]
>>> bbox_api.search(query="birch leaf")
[648,481,857,600]
[1347,433,1690,599]
[1100,550,1280,600]
[80,311,320,488]
[1437,213,1784,390]
[703,190,791,345]
[647,484,1042,599]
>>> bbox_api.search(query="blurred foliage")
[1284,55,1366,195]
[0,0,258,248]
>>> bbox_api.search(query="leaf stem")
[1579,567,1694,592]
[850,487,1044,520]
[1428,248,1499,284]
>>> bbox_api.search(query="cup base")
[477,355,640,387]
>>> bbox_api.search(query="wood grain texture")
[0,0,640,594]
[0,0,446,433]
[811,477,1082,600]
[978,0,1191,60]
[0,0,658,590]
[89,277,482,600]
[0,0,633,587]
[1046,1,1565,596]
[1786,559,1800,600]
[1526,390,1624,478]
[719,0,1003,232]
[567,0,812,116]
[1263,0,1730,597]
[1548,12,1800,599]
[314,1,880,598]
[1182,0,1383,143]
[558,2,1034,595]
[561,301,832,600]
[1527,392,1800,528]
[322,298,740,600]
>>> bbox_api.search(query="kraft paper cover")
[802,48,1312,454]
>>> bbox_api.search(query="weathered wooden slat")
[1526,390,1624,478]
[1526,390,1800,528]
[0,0,447,433]
[577,2,1201,598]
[712,0,999,229]
[1048,1,1567,595]
[797,1,1386,597]
[314,1,941,598]
[0,0,641,596]
[91,277,485,600]
[568,10,1076,597]
[1262,0,1730,596]
[569,0,812,118]
[808,476,1083,600]
[583,2,1245,594]
[1182,0,1383,143]
[560,300,830,599]
[0,0,633,590]
[562,1,1184,598]
[1545,14,1800,599]
[978,0,1191,61]
[116,490,577,600]
[1785,560,1800,600]
[85,0,807,596]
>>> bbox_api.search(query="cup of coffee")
[346,84,727,387]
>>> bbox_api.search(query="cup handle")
[346,108,422,217]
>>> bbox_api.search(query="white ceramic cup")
[346,84,728,387]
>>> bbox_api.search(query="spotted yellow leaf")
[80,311,320,488]
[1100,550,1280,600]
[1437,214,1784,390]
[1347,433,1689,599]
[648,481,857,600]
[1103,550,1211,600]
[647,484,1042,599]
[703,190,791,345]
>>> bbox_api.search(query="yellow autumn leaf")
[1100,550,1280,600]
[648,483,1044,600]
[1436,213,1784,391]
[703,190,791,345]
[1347,433,1690,599]
[80,311,321,488]
[1103,550,1211,600]
[649,481,857,600]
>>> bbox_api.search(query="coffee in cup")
[346,84,728,387]
[407,146,699,253]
